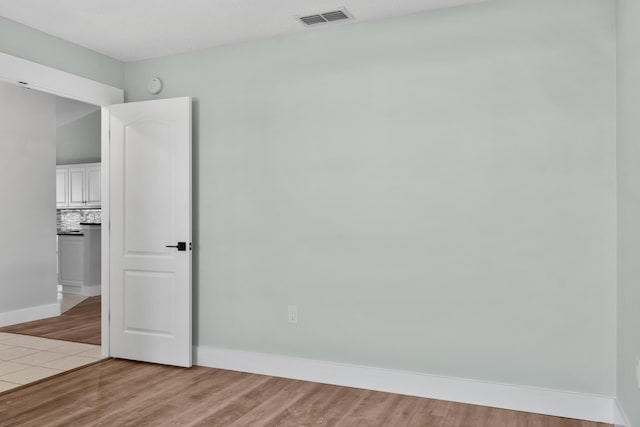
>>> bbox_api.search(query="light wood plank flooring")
[0,296,101,345]
[0,358,612,427]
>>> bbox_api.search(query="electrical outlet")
[287,305,298,324]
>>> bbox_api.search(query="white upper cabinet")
[85,165,102,207]
[56,163,101,208]
[68,167,86,207]
[56,169,69,207]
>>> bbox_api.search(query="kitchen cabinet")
[85,164,102,206]
[57,226,101,296]
[56,163,101,208]
[67,166,85,207]
[56,169,69,206]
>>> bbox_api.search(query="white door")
[109,97,192,367]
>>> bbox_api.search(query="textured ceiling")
[0,0,485,61]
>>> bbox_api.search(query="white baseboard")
[195,346,616,424]
[614,398,633,427]
[62,285,101,297]
[81,285,101,297]
[0,303,60,328]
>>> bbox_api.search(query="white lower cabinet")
[57,227,101,296]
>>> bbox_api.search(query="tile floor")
[0,332,105,393]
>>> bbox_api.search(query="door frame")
[0,51,124,357]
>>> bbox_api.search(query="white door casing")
[109,97,192,367]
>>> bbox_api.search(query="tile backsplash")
[57,209,102,229]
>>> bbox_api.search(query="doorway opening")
[0,94,102,345]
[55,95,103,342]
[0,83,106,391]
[0,52,192,372]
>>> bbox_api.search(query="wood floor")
[0,301,612,426]
[0,358,612,427]
[0,296,101,345]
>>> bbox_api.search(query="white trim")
[0,52,123,106]
[0,303,60,328]
[195,346,617,424]
[614,398,633,427]
[100,106,111,358]
[79,285,101,297]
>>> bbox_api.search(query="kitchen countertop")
[57,223,101,235]
[57,230,84,236]
[56,222,102,236]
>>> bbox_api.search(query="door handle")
[165,242,187,251]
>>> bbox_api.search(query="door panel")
[123,270,175,335]
[122,120,174,255]
[109,97,192,367]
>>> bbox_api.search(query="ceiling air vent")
[299,9,352,26]
[322,10,349,22]
[300,15,327,26]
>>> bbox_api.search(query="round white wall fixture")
[148,77,163,94]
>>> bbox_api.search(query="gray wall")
[56,110,101,165]
[617,1,640,425]
[0,81,57,314]
[125,0,617,395]
[0,16,123,88]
